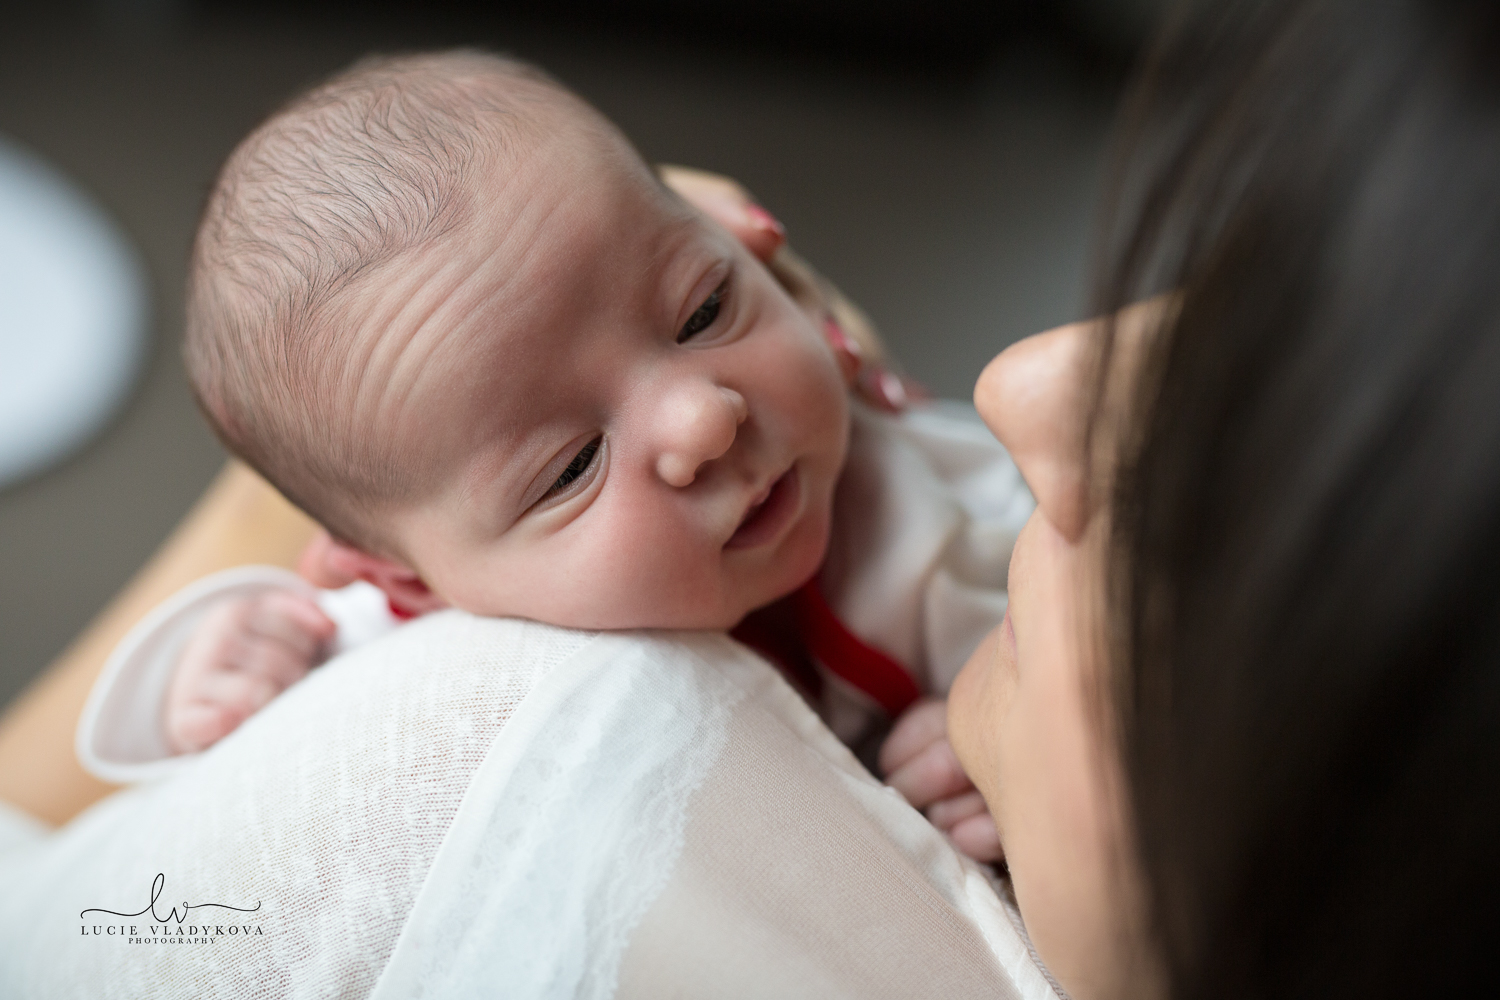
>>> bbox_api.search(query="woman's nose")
[975,322,1092,540]
[654,381,748,487]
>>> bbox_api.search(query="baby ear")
[299,531,448,617]
[297,530,359,589]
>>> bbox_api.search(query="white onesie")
[77,399,1034,782]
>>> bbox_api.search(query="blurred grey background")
[0,0,1162,707]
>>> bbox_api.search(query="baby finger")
[949,812,1004,864]
[196,669,280,718]
[878,697,948,776]
[165,701,242,755]
[227,636,315,690]
[925,789,990,832]
[886,737,974,810]
[245,591,336,660]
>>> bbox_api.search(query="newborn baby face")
[347,130,849,629]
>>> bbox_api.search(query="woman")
[952,0,1500,997]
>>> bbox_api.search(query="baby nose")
[655,383,748,487]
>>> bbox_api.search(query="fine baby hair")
[186,50,591,555]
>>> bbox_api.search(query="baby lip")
[725,466,799,550]
[743,481,774,514]
[732,478,776,533]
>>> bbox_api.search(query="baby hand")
[163,590,336,754]
[657,164,786,262]
[880,698,1004,863]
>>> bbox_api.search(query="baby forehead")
[451,139,704,310]
[352,163,703,403]
[429,196,703,376]
[316,72,708,396]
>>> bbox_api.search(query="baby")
[83,50,1029,860]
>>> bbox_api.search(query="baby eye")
[677,280,728,343]
[545,437,601,498]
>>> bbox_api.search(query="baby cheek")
[564,495,729,627]
[767,324,849,453]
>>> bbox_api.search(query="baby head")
[187,50,849,630]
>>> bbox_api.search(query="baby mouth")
[725,466,800,550]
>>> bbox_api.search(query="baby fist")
[164,590,336,754]
[880,697,1004,863]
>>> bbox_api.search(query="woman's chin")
[947,625,1005,792]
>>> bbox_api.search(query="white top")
[3,613,1060,999]
[77,399,1033,781]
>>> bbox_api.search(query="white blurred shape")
[0,134,148,490]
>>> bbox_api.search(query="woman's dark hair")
[1099,0,1500,995]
